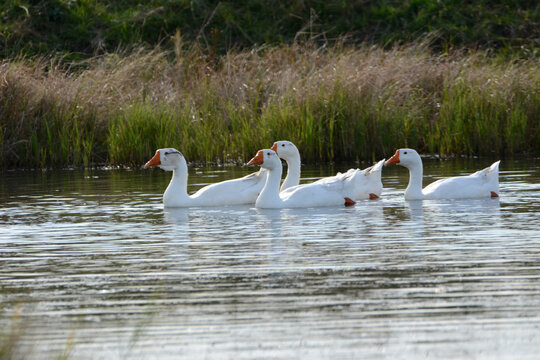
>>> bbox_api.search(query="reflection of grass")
[1,43,538,168]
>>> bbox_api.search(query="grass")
[0,42,539,168]
[0,305,74,360]
[0,301,151,360]
[0,306,24,360]
[1,1,538,60]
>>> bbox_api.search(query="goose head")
[144,148,184,171]
[385,148,422,169]
[271,141,299,161]
[247,149,281,170]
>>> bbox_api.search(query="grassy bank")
[1,0,538,60]
[1,43,539,168]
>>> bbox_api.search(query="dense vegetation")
[0,1,539,168]
[1,43,538,168]
[1,0,539,60]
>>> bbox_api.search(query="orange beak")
[247,150,265,166]
[270,142,277,152]
[144,150,161,168]
[385,149,400,165]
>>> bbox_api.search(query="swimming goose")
[385,148,500,200]
[144,148,266,207]
[247,149,358,208]
[270,140,385,199]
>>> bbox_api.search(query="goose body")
[144,148,266,207]
[271,140,385,199]
[385,148,500,200]
[248,149,358,208]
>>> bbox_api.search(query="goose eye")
[404,151,408,155]
[281,144,285,147]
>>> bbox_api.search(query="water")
[1,157,539,359]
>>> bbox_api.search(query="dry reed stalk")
[1,43,538,168]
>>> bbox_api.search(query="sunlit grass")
[1,43,538,168]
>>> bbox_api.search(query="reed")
[1,305,75,360]
[1,43,538,168]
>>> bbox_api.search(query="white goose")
[270,140,385,199]
[247,149,360,208]
[270,141,301,192]
[385,148,500,200]
[144,148,266,207]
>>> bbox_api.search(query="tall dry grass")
[1,42,538,168]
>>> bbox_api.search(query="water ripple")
[1,159,539,359]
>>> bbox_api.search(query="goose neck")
[257,164,283,207]
[404,162,424,200]
[163,159,191,206]
[281,155,301,191]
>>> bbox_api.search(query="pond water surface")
[1,157,539,359]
